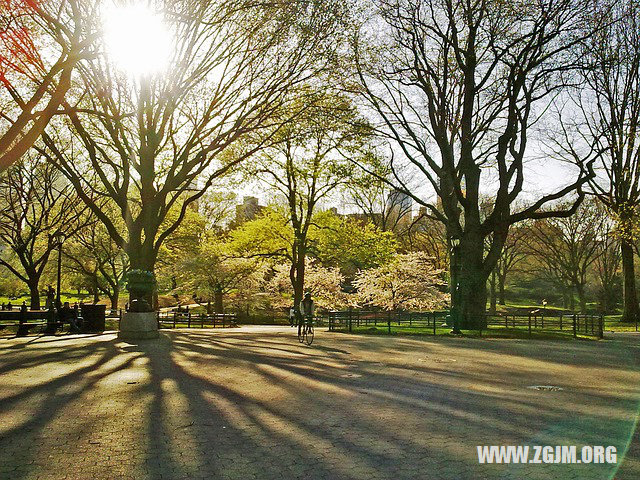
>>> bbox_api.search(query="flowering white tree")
[266,260,349,310]
[354,252,448,311]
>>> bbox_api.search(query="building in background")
[235,196,264,225]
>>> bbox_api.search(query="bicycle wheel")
[304,324,314,346]
[298,325,304,343]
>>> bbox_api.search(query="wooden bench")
[0,310,63,336]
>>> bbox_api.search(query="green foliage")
[314,212,397,276]
[229,207,293,263]
[179,235,266,312]
[229,207,396,279]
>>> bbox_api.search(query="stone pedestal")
[118,311,159,340]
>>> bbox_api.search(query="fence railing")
[484,312,603,338]
[327,310,604,338]
[327,310,449,335]
[156,311,238,329]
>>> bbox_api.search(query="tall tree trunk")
[126,236,157,308]
[570,288,575,312]
[621,238,640,323]
[498,276,506,305]
[599,288,608,314]
[27,278,40,310]
[214,286,224,313]
[92,276,99,304]
[109,287,119,310]
[489,270,497,314]
[456,233,488,329]
[562,289,570,310]
[576,283,587,313]
[291,240,306,336]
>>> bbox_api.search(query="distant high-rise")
[235,196,263,224]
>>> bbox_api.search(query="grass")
[603,315,639,333]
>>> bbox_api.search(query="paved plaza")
[1,326,639,480]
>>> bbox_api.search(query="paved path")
[0,326,639,480]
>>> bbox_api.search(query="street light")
[52,232,65,309]
[449,236,463,334]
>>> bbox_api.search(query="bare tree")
[594,222,621,313]
[494,225,529,306]
[348,0,602,327]
[524,200,604,313]
[40,0,347,302]
[557,1,640,322]
[407,210,449,268]
[0,0,95,172]
[0,155,88,308]
[63,219,128,309]
[346,165,414,236]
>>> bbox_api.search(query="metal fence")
[484,312,603,338]
[327,310,604,338]
[156,311,238,329]
[327,310,449,335]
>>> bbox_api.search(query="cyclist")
[298,292,314,337]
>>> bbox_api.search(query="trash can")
[80,304,106,332]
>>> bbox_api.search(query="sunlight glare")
[102,2,173,78]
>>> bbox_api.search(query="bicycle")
[297,316,314,346]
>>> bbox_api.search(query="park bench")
[0,310,64,336]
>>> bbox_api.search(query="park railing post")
[572,314,577,338]
[433,312,436,336]
[348,308,352,333]
[559,313,563,330]
[388,310,392,334]
[528,316,531,337]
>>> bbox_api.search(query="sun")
[102,2,174,79]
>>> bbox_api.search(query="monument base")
[118,311,159,340]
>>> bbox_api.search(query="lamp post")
[53,232,65,309]
[450,236,463,334]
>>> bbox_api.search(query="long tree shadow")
[0,329,638,480]
[0,337,136,479]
